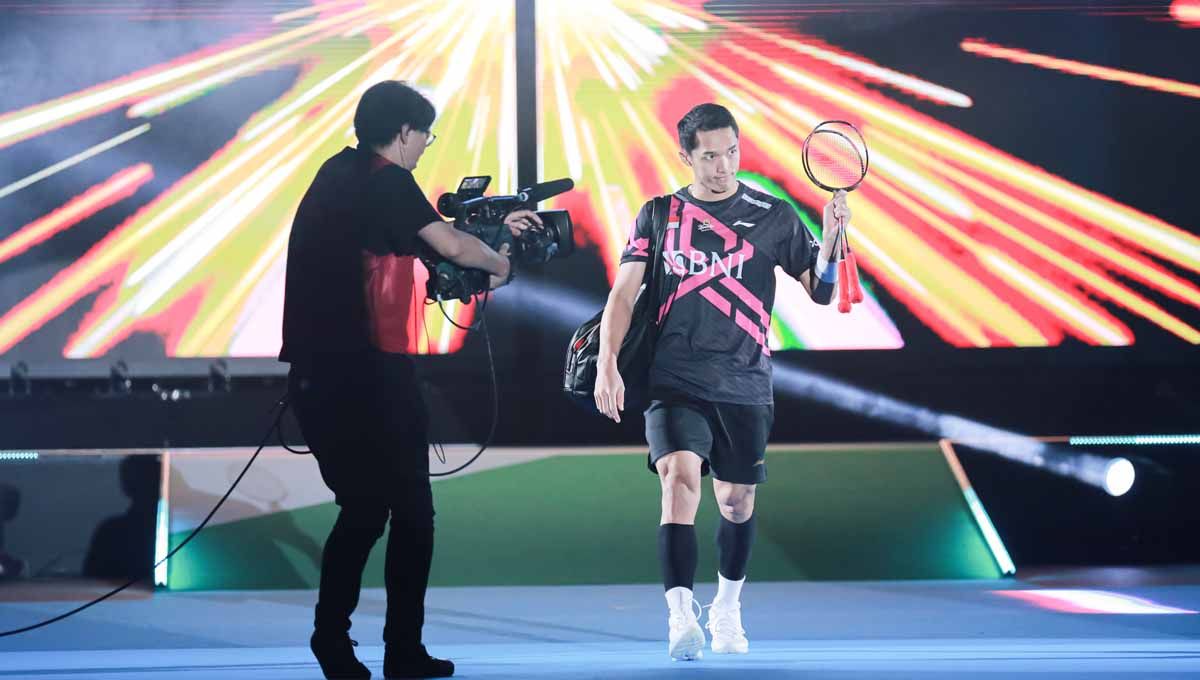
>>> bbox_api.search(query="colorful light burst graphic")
[960,38,1200,99]
[0,0,517,357]
[1,1,1198,359]
[536,0,1200,349]
[1173,0,1200,27]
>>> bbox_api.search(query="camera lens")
[538,210,574,259]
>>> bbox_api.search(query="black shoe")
[311,632,371,679]
[383,645,454,679]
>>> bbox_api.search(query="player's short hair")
[677,103,739,154]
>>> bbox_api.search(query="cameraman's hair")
[677,103,739,154]
[354,80,436,150]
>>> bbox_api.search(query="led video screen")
[1,1,1198,362]
[0,0,515,359]
[536,0,1200,350]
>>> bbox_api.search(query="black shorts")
[644,389,774,484]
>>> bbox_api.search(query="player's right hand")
[821,190,851,254]
[594,359,625,423]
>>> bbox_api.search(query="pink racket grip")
[837,258,852,313]
[847,252,864,304]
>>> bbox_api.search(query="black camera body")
[421,176,575,302]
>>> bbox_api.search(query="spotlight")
[773,362,1134,495]
[1104,458,1136,497]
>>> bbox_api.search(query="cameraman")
[280,80,539,680]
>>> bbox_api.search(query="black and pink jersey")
[619,183,821,405]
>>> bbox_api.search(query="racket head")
[802,120,869,193]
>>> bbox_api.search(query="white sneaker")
[706,600,749,654]
[666,592,705,661]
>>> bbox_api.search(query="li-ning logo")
[733,220,755,228]
[666,250,746,279]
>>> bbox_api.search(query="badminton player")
[593,103,849,660]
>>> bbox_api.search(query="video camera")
[421,176,575,302]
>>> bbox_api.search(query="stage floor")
[2,567,1199,678]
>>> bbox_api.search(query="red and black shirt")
[280,147,440,365]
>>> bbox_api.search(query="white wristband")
[814,252,838,283]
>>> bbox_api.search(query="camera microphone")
[517,178,574,204]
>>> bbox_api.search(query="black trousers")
[288,352,434,651]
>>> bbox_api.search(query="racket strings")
[806,133,864,189]
[803,121,868,192]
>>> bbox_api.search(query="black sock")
[716,514,756,581]
[658,523,698,591]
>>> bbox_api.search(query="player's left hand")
[822,190,850,253]
[504,209,543,237]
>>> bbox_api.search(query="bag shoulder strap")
[646,194,685,328]
[644,194,673,288]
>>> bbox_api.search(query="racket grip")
[847,252,864,304]
[837,258,852,313]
